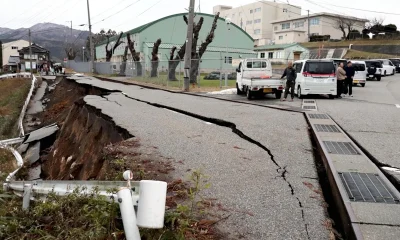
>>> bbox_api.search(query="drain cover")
[303,106,316,109]
[304,100,315,103]
[323,141,360,155]
[309,114,329,119]
[314,124,340,133]
[339,172,399,204]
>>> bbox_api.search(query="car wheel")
[329,94,335,99]
[376,76,381,81]
[275,90,282,99]
[297,86,303,99]
[384,70,387,76]
[392,70,395,75]
[236,83,243,95]
[361,83,365,87]
[246,87,252,100]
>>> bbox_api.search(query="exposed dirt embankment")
[39,77,132,180]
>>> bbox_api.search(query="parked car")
[389,58,400,73]
[351,61,367,87]
[375,59,396,76]
[293,59,337,99]
[204,72,236,80]
[364,60,383,81]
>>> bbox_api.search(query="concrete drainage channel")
[306,112,400,240]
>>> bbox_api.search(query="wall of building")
[256,45,309,63]
[1,40,29,66]
[321,16,366,39]
[214,2,301,43]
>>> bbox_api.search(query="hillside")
[300,39,400,48]
[0,23,89,62]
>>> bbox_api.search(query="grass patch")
[344,49,397,59]
[300,39,400,48]
[0,78,31,140]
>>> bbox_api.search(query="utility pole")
[66,21,72,40]
[183,0,195,91]
[29,29,33,79]
[307,10,310,42]
[87,0,95,73]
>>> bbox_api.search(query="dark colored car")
[365,60,383,81]
[389,58,400,73]
[204,72,236,80]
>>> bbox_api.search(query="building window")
[255,7,261,12]
[224,56,232,64]
[281,23,290,30]
[310,17,320,25]
[11,46,18,50]
[246,20,252,25]
[274,26,278,31]
[268,52,274,58]
[254,29,261,35]
[254,19,261,24]
[283,8,288,13]
[260,53,265,58]
[294,21,304,28]
[279,36,283,40]
[250,10,253,13]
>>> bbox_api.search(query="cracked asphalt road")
[72,76,330,239]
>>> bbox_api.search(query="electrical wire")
[92,0,141,26]
[0,0,47,26]
[91,0,131,20]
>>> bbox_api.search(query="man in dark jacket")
[281,61,297,101]
[344,61,355,97]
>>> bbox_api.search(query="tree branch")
[183,15,188,25]
[127,34,140,62]
[176,42,186,60]
[192,17,204,57]
[170,46,177,60]
[198,12,219,58]
[151,38,162,61]
[122,46,129,62]
[112,32,124,53]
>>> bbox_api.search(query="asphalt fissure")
[121,92,311,239]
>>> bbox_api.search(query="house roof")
[271,12,369,24]
[18,43,49,53]
[254,43,307,51]
[96,12,254,46]
[144,42,256,54]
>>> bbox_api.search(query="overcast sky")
[0,0,398,33]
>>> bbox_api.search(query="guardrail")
[0,145,24,182]
[3,170,167,240]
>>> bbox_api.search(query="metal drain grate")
[303,106,316,109]
[304,100,315,103]
[314,124,340,133]
[309,114,329,119]
[339,172,399,204]
[323,141,360,155]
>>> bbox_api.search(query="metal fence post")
[117,188,141,240]
[23,184,32,210]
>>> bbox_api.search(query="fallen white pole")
[117,188,141,240]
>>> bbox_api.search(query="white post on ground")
[137,180,167,228]
[117,188,141,240]
[23,184,32,210]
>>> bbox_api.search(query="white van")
[293,59,337,99]
[351,61,367,87]
[376,59,396,76]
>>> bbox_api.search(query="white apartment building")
[271,13,368,44]
[1,39,29,67]
[213,1,301,45]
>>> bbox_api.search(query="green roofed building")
[95,12,256,72]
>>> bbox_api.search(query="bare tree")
[151,38,162,77]
[64,43,80,60]
[119,46,129,76]
[345,19,356,40]
[334,17,347,40]
[126,34,142,76]
[168,12,219,82]
[105,32,124,62]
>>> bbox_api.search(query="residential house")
[3,56,20,72]
[1,39,29,68]
[18,43,50,72]
[254,43,309,64]
[213,1,301,45]
[271,12,368,44]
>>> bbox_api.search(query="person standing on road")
[281,61,297,102]
[336,62,346,99]
[344,61,355,97]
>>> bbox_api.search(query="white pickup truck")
[236,58,284,100]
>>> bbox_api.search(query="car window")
[353,63,365,71]
[246,60,267,68]
[304,62,335,74]
[295,62,303,73]
[389,61,394,66]
[366,61,383,68]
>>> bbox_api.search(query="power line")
[0,0,47,26]
[92,0,141,26]
[91,0,130,20]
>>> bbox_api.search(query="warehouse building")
[95,12,256,73]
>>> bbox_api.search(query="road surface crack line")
[121,93,311,239]
[100,95,122,106]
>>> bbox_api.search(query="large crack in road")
[117,92,312,239]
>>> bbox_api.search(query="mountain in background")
[0,23,89,62]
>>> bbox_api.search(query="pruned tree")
[334,17,347,40]
[345,19,356,40]
[119,46,129,76]
[64,43,79,60]
[86,29,117,61]
[105,32,124,62]
[168,12,220,82]
[126,34,142,76]
[151,38,162,77]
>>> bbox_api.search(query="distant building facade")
[213,1,301,45]
[271,13,368,44]
[18,43,50,72]
[1,39,29,68]
[254,43,309,64]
